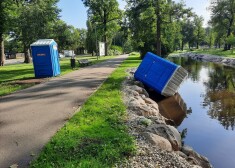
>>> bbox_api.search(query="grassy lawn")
[0,55,116,96]
[171,48,235,58]
[30,53,141,168]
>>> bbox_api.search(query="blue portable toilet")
[134,52,188,97]
[31,39,60,78]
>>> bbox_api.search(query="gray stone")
[182,145,212,168]
[142,132,172,151]
[129,99,141,108]
[144,97,157,105]
[141,105,159,117]
[129,85,149,97]
[182,145,194,156]
[134,81,145,88]
[192,165,202,168]
[126,88,139,96]
[147,124,182,151]
[134,96,146,105]
[175,151,188,159]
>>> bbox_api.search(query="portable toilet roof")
[30,39,55,46]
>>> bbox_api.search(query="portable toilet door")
[31,39,61,78]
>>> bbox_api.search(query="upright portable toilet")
[134,52,188,97]
[31,39,60,78]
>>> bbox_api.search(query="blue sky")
[57,0,210,29]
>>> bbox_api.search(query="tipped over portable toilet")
[134,52,188,97]
[31,39,60,78]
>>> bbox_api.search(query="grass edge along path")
[0,55,116,97]
[30,53,141,168]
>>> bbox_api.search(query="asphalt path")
[0,54,128,168]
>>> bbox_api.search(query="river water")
[154,57,235,168]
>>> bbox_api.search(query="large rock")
[125,88,139,97]
[142,132,172,151]
[143,97,159,111]
[147,124,182,151]
[136,104,159,117]
[129,85,149,97]
[182,145,212,168]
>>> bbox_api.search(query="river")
[153,57,235,168]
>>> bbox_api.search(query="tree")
[210,0,235,50]
[193,15,205,49]
[77,29,87,54]
[180,19,195,50]
[86,19,97,55]
[17,0,60,63]
[82,0,122,56]
[0,0,18,66]
[126,0,191,57]
[227,33,235,53]
[205,27,215,48]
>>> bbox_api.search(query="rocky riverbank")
[118,68,212,168]
[176,52,235,67]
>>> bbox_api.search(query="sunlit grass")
[171,48,235,58]
[192,48,235,58]
[0,55,117,96]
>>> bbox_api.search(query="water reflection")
[170,57,203,82]
[148,90,190,127]
[157,93,188,126]
[203,64,235,130]
[168,56,235,168]
[170,57,235,130]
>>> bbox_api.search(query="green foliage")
[126,0,192,57]
[193,15,205,49]
[82,0,122,56]
[51,20,82,51]
[110,45,123,53]
[205,27,215,48]
[227,34,235,46]
[109,47,122,56]
[123,38,133,54]
[31,55,141,167]
[210,0,235,50]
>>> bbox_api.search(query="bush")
[110,45,123,54]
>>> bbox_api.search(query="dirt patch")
[12,78,48,85]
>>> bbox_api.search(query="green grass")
[30,54,142,168]
[171,48,235,58]
[0,55,116,96]
[192,48,235,58]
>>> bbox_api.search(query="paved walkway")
[0,55,128,168]
[4,58,24,65]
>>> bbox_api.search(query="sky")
[57,0,211,29]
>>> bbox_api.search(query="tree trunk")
[196,42,199,49]
[224,44,228,50]
[156,1,161,56]
[225,18,234,50]
[24,45,31,63]
[0,34,5,66]
[104,9,108,56]
[181,41,184,51]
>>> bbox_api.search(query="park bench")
[78,59,91,67]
